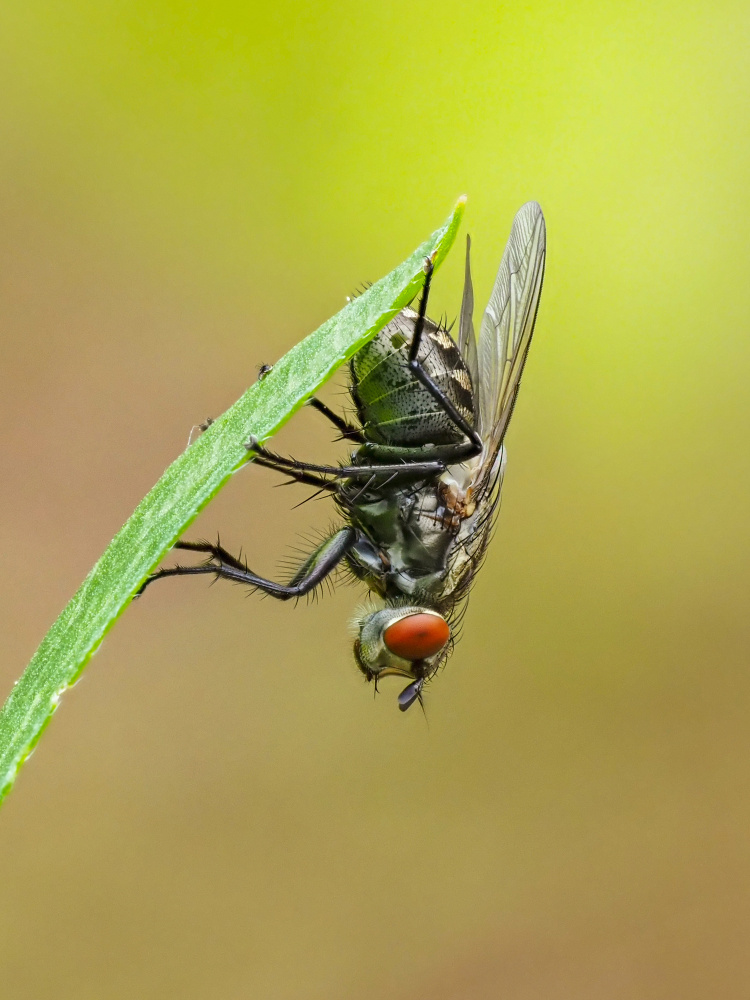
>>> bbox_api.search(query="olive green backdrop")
[1,2,749,997]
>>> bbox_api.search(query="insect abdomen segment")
[351,311,475,447]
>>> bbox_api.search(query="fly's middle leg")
[246,438,444,481]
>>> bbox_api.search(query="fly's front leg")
[137,529,358,600]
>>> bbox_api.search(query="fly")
[139,202,547,711]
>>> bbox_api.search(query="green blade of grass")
[0,198,465,806]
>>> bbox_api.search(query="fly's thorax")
[346,483,457,602]
[350,308,475,447]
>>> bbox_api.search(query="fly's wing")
[457,235,479,390]
[443,205,545,611]
[476,201,546,471]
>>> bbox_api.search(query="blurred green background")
[1,1,749,997]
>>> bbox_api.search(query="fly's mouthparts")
[398,678,425,712]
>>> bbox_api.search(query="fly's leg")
[252,453,342,491]
[357,258,483,465]
[174,539,248,570]
[307,397,365,442]
[137,528,357,600]
[246,437,444,480]
[256,364,363,442]
[405,257,483,458]
[246,259,481,475]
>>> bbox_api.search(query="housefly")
[140,202,546,711]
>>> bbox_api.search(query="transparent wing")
[443,206,545,612]
[476,201,546,466]
[457,234,479,389]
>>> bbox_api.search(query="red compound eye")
[383,613,450,660]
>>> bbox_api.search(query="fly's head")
[352,603,452,711]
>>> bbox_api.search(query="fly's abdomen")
[350,310,475,447]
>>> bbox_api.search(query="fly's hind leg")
[257,360,363,443]
[137,528,357,600]
[405,257,483,459]
[246,258,481,477]
[357,257,483,465]
[306,397,365,442]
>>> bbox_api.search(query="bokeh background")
[1,2,749,997]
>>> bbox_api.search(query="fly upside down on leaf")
[139,202,547,711]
